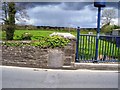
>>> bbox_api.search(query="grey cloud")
[32,2,61,6]
[16,2,61,9]
[17,2,119,28]
[60,2,92,10]
[118,1,120,17]
[16,2,119,11]
[16,2,92,10]
[34,2,119,10]
[26,5,97,28]
[106,2,119,9]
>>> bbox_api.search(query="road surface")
[1,66,118,88]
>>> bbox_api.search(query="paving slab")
[72,63,119,71]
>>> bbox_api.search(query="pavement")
[72,63,119,71]
[1,66,119,88]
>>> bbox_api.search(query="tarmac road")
[1,66,118,88]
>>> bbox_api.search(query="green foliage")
[31,36,70,48]
[113,25,120,29]
[2,36,70,48]
[2,42,22,47]
[1,31,6,40]
[14,35,21,40]
[46,36,70,48]
[21,32,33,40]
[101,24,114,33]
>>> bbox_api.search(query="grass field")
[1,29,96,40]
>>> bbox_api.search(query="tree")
[102,9,116,25]
[1,2,29,40]
[4,2,16,40]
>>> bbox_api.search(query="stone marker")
[48,49,64,68]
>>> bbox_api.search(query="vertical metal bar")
[101,39,105,61]
[118,47,120,62]
[90,36,93,60]
[94,36,96,60]
[113,42,116,60]
[106,38,109,60]
[83,36,85,61]
[84,35,86,61]
[103,37,107,61]
[115,37,118,60]
[102,40,106,61]
[98,37,100,61]
[83,35,85,61]
[85,35,88,60]
[92,36,95,60]
[115,39,117,60]
[92,36,94,61]
[82,35,84,61]
[112,37,115,61]
[101,39,104,57]
[94,7,101,63]
[109,40,112,60]
[108,41,110,60]
[87,36,90,59]
[84,35,87,61]
[86,35,88,61]
[111,39,113,61]
[99,36,102,60]
[80,36,83,61]
[75,27,80,62]
[94,36,97,60]
[79,35,81,61]
[104,37,107,61]
[114,45,117,60]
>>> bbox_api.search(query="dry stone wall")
[2,40,76,68]
[2,46,48,68]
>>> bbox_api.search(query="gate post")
[94,7,101,63]
[94,1,106,63]
[75,27,80,62]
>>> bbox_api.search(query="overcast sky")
[16,2,119,28]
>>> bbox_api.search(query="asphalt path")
[1,66,118,88]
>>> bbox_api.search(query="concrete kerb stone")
[51,63,119,71]
[72,63,119,71]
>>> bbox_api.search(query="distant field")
[1,29,96,40]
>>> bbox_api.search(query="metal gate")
[75,28,120,63]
